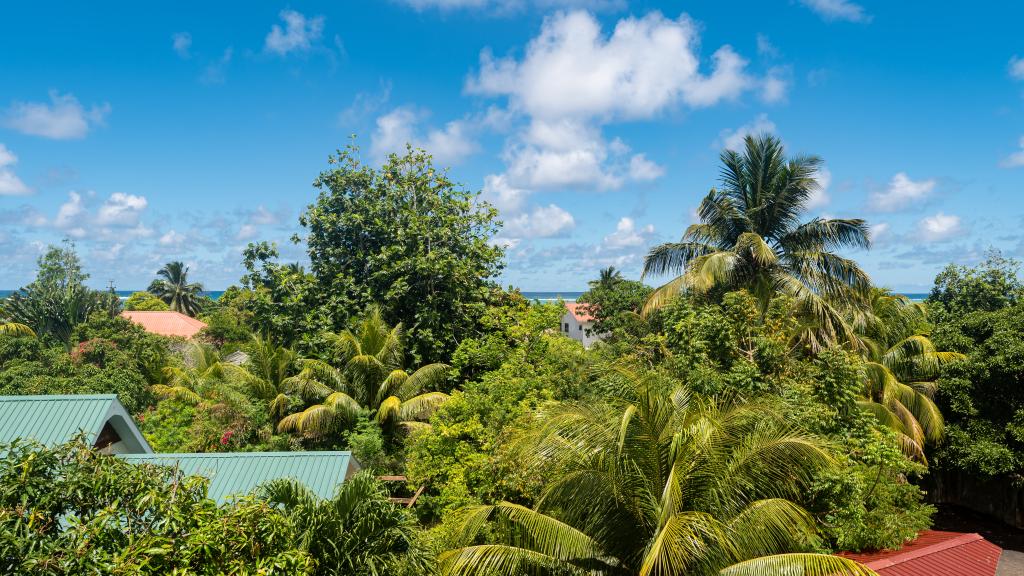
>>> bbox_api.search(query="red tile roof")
[120,311,207,339]
[564,302,595,322]
[839,530,1002,576]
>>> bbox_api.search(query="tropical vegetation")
[0,141,1014,574]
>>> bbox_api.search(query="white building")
[561,302,604,347]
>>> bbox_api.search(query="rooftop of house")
[0,394,152,454]
[839,530,1002,576]
[564,302,595,323]
[120,310,207,338]
[119,451,360,503]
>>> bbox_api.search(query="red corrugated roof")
[120,311,207,338]
[564,302,595,322]
[840,530,1002,576]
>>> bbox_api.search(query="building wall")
[560,311,602,348]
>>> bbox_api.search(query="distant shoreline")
[0,290,930,303]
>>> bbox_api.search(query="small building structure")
[561,302,604,347]
[120,310,207,339]
[223,350,250,366]
[839,530,1003,576]
[119,452,360,503]
[0,394,152,454]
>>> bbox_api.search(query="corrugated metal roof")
[0,394,149,451]
[840,530,1002,576]
[119,452,358,503]
[120,311,207,338]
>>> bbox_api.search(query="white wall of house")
[560,310,602,348]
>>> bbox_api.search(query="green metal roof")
[119,452,359,503]
[0,394,151,453]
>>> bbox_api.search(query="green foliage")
[2,242,120,344]
[301,143,504,363]
[198,304,253,349]
[929,249,1022,317]
[642,134,871,351]
[260,473,429,576]
[0,439,313,575]
[148,261,205,316]
[576,270,654,341]
[123,290,169,311]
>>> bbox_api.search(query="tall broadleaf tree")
[642,134,872,350]
[149,261,204,316]
[439,369,874,576]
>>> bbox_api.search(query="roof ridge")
[122,451,354,458]
[864,533,987,569]
[0,394,117,401]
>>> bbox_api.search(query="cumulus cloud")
[799,0,871,23]
[1001,136,1024,168]
[4,91,110,140]
[868,172,936,212]
[481,173,529,213]
[96,192,147,227]
[603,217,655,249]
[54,190,151,239]
[0,144,30,196]
[629,154,665,181]
[265,10,324,55]
[159,230,186,247]
[467,11,756,120]
[1009,56,1024,80]
[917,212,963,242]
[172,32,192,58]
[870,222,891,244]
[717,114,776,152]
[501,203,575,240]
[371,106,479,165]
[760,66,790,103]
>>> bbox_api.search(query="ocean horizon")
[0,290,930,303]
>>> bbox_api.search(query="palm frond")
[719,553,877,576]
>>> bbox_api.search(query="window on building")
[563,323,569,332]
[578,325,582,331]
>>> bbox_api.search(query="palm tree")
[642,134,871,350]
[0,322,35,337]
[278,307,449,437]
[3,283,117,343]
[259,473,428,576]
[439,369,873,576]
[243,334,301,420]
[854,289,962,460]
[591,266,624,289]
[154,342,257,404]
[148,261,204,316]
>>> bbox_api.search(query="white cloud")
[236,224,259,241]
[55,191,87,236]
[756,34,779,58]
[4,91,110,140]
[628,153,665,181]
[870,222,891,244]
[371,106,479,165]
[466,11,757,121]
[1001,136,1024,168]
[717,114,776,152]
[172,32,192,58]
[159,230,186,247]
[603,216,655,248]
[502,204,575,239]
[265,10,324,55]
[1009,56,1024,80]
[96,192,147,226]
[760,67,789,103]
[0,144,30,196]
[481,173,529,213]
[806,167,831,210]
[917,213,963,242]
[869,172,936,212]
[799,0,871,23]
[503,119,622,190]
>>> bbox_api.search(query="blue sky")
[1,1,1022,291]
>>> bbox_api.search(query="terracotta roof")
[839,530,1002,576]
[120,311,207,338]
[564,302,595,323]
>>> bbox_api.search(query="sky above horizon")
[1,1,1022,291]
